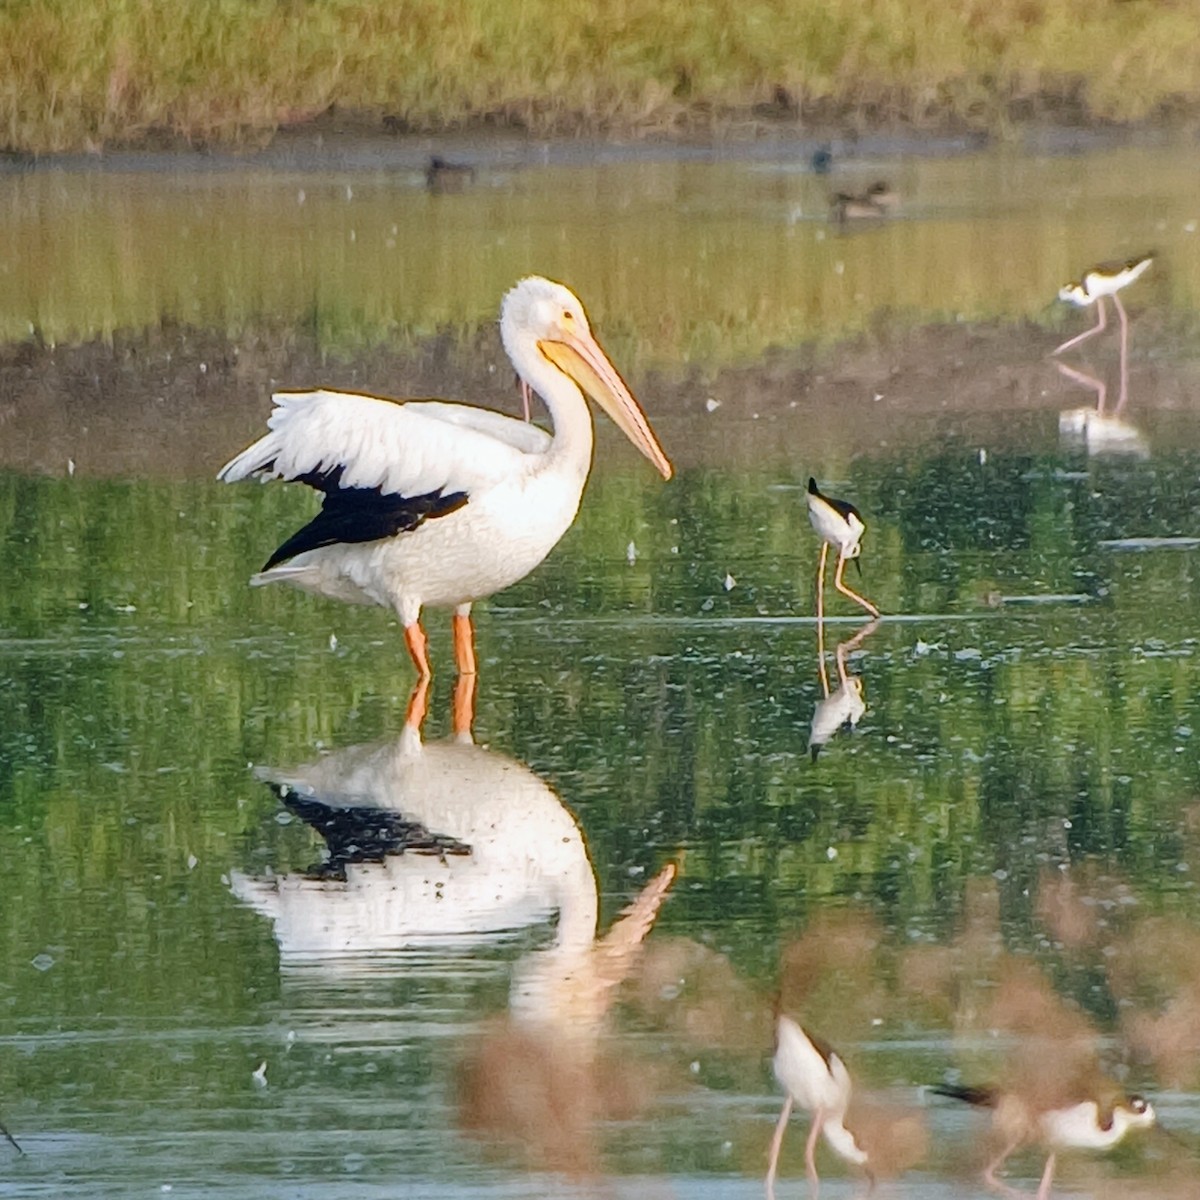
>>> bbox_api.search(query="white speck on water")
[626,541,637,565]
[199,362,207,374]
[978,448,987,465]
[723,573,736,591]
[834,260,845,275]
[1186,220,1197,234]
[275,811,294,825]
[329,633,338,651]
[31,953,54,972]
[345,186,354,200]
[114,604,137,614]
[873,392,883,402]
[993,869,1009,882]
[67,458,75,476]
[827,846,837,860]
[252,1061,268,1087]
[297,189,306,204]
[954,647,983,661]
[705,397,721,412]
[689,1060,701,1074]
[186,854,198,870]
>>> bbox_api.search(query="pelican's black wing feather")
[262,465,468,570]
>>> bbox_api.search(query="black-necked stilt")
[830,181,898,222]
[932,1083,1156,1199]
[768,1015,926,1195]
[811,145,833,175]
[1054,253,1153,408]
[767,1015,867,1195]
[806,477,880,620]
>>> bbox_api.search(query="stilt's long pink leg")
[765,1094,793,1200]
[805,1109,825,1195]
[834,553,880,619]
[1053,296,1107,356]
[1114,292,1130,413]
[1035,1151,1057,1200]
[981,1135,1023,1198]
[816,542,828,624]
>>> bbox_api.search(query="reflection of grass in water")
[4,2,1200,151]
[4,151,1198,362]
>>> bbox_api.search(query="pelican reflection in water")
[809,620,877,762]
[230,685,676,1173]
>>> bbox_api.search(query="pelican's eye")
[562,310,575,323]
[1130,1096,1147,1113]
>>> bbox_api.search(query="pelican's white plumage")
[218,277,673,677]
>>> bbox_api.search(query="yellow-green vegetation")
[3,0,1200,152]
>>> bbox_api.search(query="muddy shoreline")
[3,318,1194,480]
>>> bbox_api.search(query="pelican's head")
[501,276,673,480]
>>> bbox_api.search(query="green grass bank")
[3,0,1200,153]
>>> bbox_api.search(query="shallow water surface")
[2,143,1200,1198]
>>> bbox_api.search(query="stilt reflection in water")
[809,619,877,762]
[1056,361,1149,459]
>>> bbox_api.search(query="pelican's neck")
[510,341,594,477]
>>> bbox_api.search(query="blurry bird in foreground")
[768,1015,927,1196]
[932,958,1159,1199]
[933,1082,1155,1200]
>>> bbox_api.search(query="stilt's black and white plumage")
[806,477,880,620]
[767,1016,868,1197]
[933,1083,1156,1200]
[218,277,673,680]
[1054,253,1153,410]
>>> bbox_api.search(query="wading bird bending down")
[767,1016,866,1196]
[806,478,880,620]
[932,1083,1156,1200]
[1054,253,1153,357]
[219,277,673,679]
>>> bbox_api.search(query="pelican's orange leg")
[1053,296,1107,356]
[453,607,476,676]
[452,671,476,739]
[404,621,431,680]
[404,676,430,732]
[815,541,828,624]
[765,1093,793,1200]
[1034,1152,1057,1200]
[834,553,880,619]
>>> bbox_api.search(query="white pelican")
[806,477,880,620]
[932,1083,1156,1200]
[218,276,673,678]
